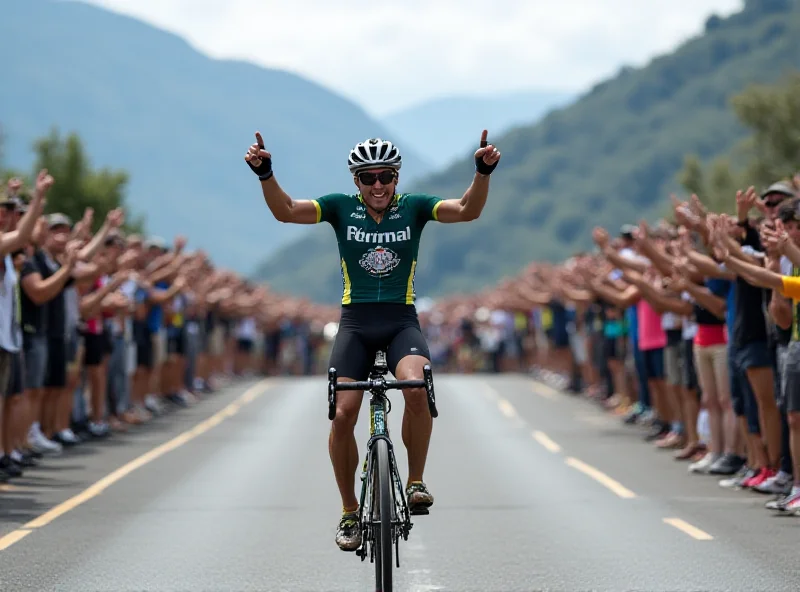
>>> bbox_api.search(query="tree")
[0,127,145,234]
[677,72,800,213]
[30,128,145,233]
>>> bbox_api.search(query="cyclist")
[244,131,500,551]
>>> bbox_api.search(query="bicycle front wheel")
[373,438,394,592]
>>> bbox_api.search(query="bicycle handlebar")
[335,379,425,391]
[327,364,438,420]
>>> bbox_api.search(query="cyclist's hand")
[474,130,500,176]
[244,132,273,179]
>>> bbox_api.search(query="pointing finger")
[480,130,488,148]
[255,132,265,149]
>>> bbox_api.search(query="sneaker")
[769,491,800,513]
[0,456,22,478]
[406,481,434,515]
[166,393,189,408]
[88,422,110,438]
[765,493,789,511]
[54,429,80,447]
[638,409,656,426]
[13,450,37,468]
[708,453,745,476]
[689,452,720,474]
[28,429,63,455]
[719,465,754,489]
[781,492,800,514]
[743,467,776,489]
[144,394,166,415]
[335,511,362,552]
[755,471,793,495]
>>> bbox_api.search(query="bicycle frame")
[327,351,438,569]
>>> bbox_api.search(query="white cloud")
[76,0,743,115]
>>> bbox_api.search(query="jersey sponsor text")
[346,225,411,244]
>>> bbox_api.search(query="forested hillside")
[254,0,800,301]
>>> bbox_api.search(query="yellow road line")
[565,457,637,499]
[0,484,36,493]
[532,430,562,453]
[497,398,518,419]
[0,380,271,551]
[0,529,31,551]
[531,382,558,400]
[663,518,714,541]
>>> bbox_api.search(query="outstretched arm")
[434,130,501,224]
[245,132,321,225]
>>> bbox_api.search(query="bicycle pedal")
[409,505,430,516]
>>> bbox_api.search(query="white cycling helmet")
[347,138,402,174]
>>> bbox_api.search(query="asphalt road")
[0,373,797,592]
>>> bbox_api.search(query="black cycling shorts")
[328,303,431,381]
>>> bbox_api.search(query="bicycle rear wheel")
[373,438,394,591]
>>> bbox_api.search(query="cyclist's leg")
[329,322,375,551]
[387,326,435,512]
[328,327,372,508]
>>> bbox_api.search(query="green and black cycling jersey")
[311,192,443,305]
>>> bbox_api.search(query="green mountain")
[253,0,800,302]
[383,90,575,169]
[0,0,430,272]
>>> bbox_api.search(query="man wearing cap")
[20,213,81,455]
[43,209,124,441]
[0,170,49,481]
[757,181,799,494]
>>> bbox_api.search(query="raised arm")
[718,250,782,291]
[679,278,727,321]
[434,130,501,224]
[623,270,692,316]
[21,247,78,305]
[78,208,124,261]
[0,170,50,255]
[244,132,324,225]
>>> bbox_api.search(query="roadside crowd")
[6,166,800,521]
[425,174,800,516]
[0,172,339,484]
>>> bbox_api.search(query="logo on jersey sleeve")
[359,246,400,276]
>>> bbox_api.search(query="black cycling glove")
[247,154,274,181]
[475,155,498,176]
[475,140,498,175]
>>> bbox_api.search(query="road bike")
[328,350,438,592]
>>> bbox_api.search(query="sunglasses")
[357,170,397,185]
[764,199,786,208]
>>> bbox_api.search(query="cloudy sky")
[79,0,743,116]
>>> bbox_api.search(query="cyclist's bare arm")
[435,174,491,224]
[245,131,319,225]
[258,178,319,225]
[433,130,501,224]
